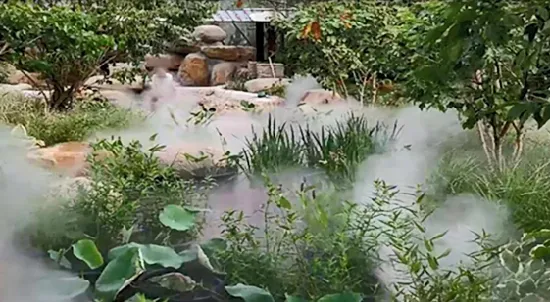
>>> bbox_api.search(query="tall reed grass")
[241,113,399,184]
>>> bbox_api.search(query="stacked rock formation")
[174,25,255,87]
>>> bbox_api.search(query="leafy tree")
[0,0,216,110]
[407,0,550,170]
[0,3,116,110]
[275,0,401,104]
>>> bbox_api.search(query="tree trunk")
[50,87,75,111]
[512,123,526,164]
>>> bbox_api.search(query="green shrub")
[428,141,550,232]
[215,178,380,301]
[0,92,142,146]
[29,138,214,252]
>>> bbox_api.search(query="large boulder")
[299,89,345,105]
[200,45,255,62]
[244,78,291,93]
[192,25,227,43]
[211,62,239,86]
[178,53,209,86]
[26,142,112,177]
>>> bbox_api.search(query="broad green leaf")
[518,278,537,296]
[34,276,90,299]
[507,104,528,121]
[109,243,184,268]
[277,196,292,209]
[200,237,227,254]
[72,239,104,270]
[225,284,275,302]
[96,247,141,297]
[159,204,197,231]
[108,243,141,260]
[529,244,549,259]
[427,253,439,270]
[500,249,522,274]
[318,292,363,302]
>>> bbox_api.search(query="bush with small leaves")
[28,137,214,253]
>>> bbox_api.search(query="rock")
[178,53,209,86]
[299,89,345,105]
[98,90,139,108]
[197,88,284,115]
[22,90,51,100]
[26,142,112,177]
[244,78,291,93]
[211,62,239,86]
[171,44,201,56]
[192,25,227,43]
[200,45,255,62]
[145,54,183,71]
[7,69,47,88]
[0,83,33,92]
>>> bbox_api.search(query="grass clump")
[428,140,550,232]
[242,113,395,184]
[0,91,143,146]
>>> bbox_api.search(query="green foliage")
[299,114,387,184]
[488,230,550,301]
[0,3,115,109]
[216,179,380,301]
[0,0,215,109]
[158,204,201,232]
[242,115,303,174]
[73,238,104,270]
[407,0,550,167]
[374,181,494,301]
[428,143,550,232]
[28,137,213,252]
[276,0,403,103]
[0,91,142,146]
[241,114,391,184]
